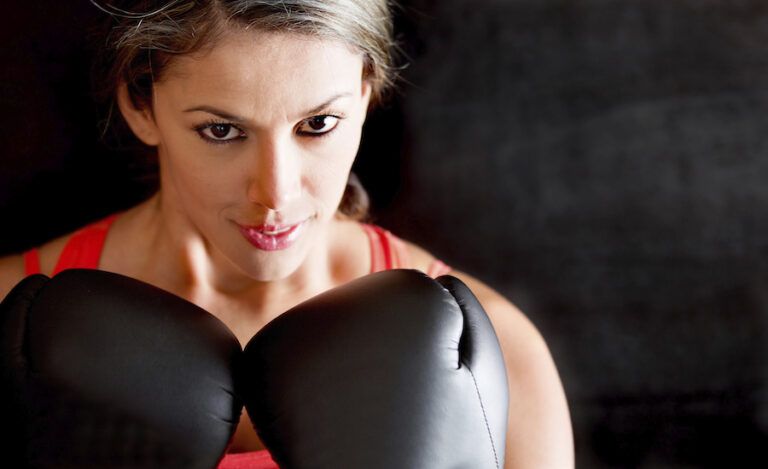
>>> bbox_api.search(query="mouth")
[236,219,307,251]
[248,223,298,235]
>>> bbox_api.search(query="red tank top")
[22,213,452,468]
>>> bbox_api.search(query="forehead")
[156,30,364,113]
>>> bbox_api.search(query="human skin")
[0,28,574,468]
[120,30,373,295]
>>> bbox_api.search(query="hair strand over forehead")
[92,0,398,111]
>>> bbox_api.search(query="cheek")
[158,130,240,208]
[307,126,362,197]
[176,163,229,203]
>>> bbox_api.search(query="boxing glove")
[0,269,242,468]
[239,269,509,468]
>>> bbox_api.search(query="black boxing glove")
[0,269,242,468]
[240,269,509,468]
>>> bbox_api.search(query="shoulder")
[395,238,537,348]
[0,254,26,300]
[0,230,79,300]
[397,239,553,362]
[446,269,550,364]
[443,269,552,371]
[396,237,446,274]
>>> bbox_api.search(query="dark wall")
[0,2,156,254]
[3,1,768,467]
[366,1,768,467]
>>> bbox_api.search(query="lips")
[237,220,306,251]
[248,224,296,235]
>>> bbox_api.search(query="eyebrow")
[183,92,354,122]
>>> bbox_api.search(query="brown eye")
[197,123,244,143]
[210,124,231,139]
[298,115,340,135]
[308,116,326,131]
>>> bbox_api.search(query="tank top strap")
[359,223,411,273]
[426,259,452,278]
[23,249,42,275]
[49,213,121,276]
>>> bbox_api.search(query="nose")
[246,135,302,211]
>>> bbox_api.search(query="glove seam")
[465,363,501,469]
[439,275,503,469]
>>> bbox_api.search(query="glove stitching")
[465,363,501,469]
[439,275,502,469]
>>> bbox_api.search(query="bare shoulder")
[397,239,536,342]
[399,239,558,369]
[447,269,545,357]
[447,269,575,469]
[0,232,72,300]
[398,238,444,273]
[0,254,27,300]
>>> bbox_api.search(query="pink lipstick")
[237,220,306,251]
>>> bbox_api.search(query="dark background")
[2,1,768,467]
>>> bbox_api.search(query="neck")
[135,193,337,323]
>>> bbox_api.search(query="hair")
[90,0,400,221]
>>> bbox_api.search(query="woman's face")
[127,30,371,281]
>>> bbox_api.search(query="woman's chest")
[228,409,266,453]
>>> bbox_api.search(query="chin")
[243,246,307,282]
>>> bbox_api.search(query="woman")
[0,1,574,467]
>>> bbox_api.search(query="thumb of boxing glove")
[239,269,509,468]
[0,269,242,468]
